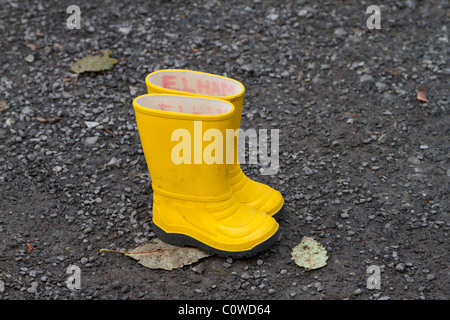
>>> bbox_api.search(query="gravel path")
[0,0,448,300]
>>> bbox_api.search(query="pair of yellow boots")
[132,70,284,258]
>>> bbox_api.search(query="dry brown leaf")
[27,43,37,51]
[127,239,210,270]
[101,238,210,271]
[417,85,429,103]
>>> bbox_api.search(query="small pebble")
[25,55,35,63]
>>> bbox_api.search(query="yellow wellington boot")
[145,69,284,217]
[132,94,280,257]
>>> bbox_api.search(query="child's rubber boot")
[133,94,280,257]
[145,69,284,218]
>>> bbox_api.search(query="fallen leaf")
[377,133,387,143]
[27,43,37,51]
[70,49,118,74]
[26,243,36,252]
[291,236,328,271]
[0,101,8,112]
[127,239,210,270]
[417,85,429,103]
[101,238,210,271]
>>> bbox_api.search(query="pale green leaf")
[71,49,118,74]
[291,236,328,271]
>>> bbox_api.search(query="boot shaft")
[145,69,245,168]
[133,94,237,200]
[145,69,245,129]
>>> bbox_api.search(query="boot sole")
[152,224,281,259]
[271,203,285,219]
